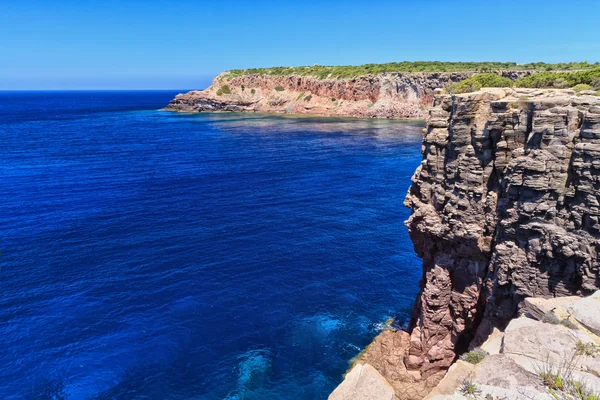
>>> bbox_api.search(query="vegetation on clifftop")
[225,61,599,80]
[445,68,600,93]
[445,73,514,94]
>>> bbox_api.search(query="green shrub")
[459,379,481,397]
[241,85,245,91]
[219,85,231,95]
[274,86,285,92]
[216,89,223,96]
[445,73,514,94]
[224,61,600,80]
[331,97,336,101]
[304,94,312,102]
[250,88,256,95]
[516,68,600,88]
[592,78,600,90]
[460,348,488,364]
[572,83,592,92]
[542,312,561,324]
[560,318,578,329]
[575,340,600,356]
[296,92,305,100]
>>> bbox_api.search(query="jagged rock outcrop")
[329,88,600,400]
[403,88,600,392]
[165,71,531,119]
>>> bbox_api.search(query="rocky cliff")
[331,87,600,399]
[165,71,530,119]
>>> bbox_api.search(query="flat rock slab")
[424,361,474,399]
[329,363,399,400]
[523,295,579,320]
[474,354,546,391]
[478,328,503,355]
[569,290,600,336]
[503,316,591,365]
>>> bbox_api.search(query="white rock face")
[328,363,399,400]
[569,290,600,336]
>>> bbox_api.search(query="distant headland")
[165,61,600,119]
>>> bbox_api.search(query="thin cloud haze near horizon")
[2,0,599,89]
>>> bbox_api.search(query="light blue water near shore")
[0,91,423,399]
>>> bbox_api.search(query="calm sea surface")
[0,91,423,399]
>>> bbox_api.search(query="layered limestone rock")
[165,71,530,119]
[403,88,600,391]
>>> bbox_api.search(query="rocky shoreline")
[331,88,600,399]
[164,71,531,119]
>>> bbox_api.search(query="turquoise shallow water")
[0,91,423,399]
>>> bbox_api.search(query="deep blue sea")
[0,91,423,400]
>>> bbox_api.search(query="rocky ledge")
[332,292,600,400]
[331,88,600,399]
[164,71,530,119]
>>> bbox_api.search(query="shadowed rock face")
[404,88,600,385]
[165,71,530,119]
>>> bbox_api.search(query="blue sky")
[1,0,599,90]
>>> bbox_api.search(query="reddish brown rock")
[165,71,530,119]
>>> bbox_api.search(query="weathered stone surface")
[354,330,439,400]
[328,363,399,400]
[423,361,474,399]
[569,290,600,335]
[476,328,503,355]
[403,88,600,391]
[474,354,545,391]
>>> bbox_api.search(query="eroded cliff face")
[404,88,600,388]
[330,88,600,400]
[165,71,529,119]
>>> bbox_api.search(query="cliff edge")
[331,87,600,399]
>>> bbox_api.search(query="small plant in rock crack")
[541,312,577,329]
[542,312,561,324]
[460,347,488,364]
[459,378,481,398]
[576,340,600,357]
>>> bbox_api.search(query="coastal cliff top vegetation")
[225,61,599,80]
[445,68,600,94]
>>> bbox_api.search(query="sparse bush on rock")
[274,86,285,92]
[459,379,481,397]
[516,68,600,88]
[445,73,514,94]
[572,83,591,92]
[459,348,488,364]
[217,85,232,96]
